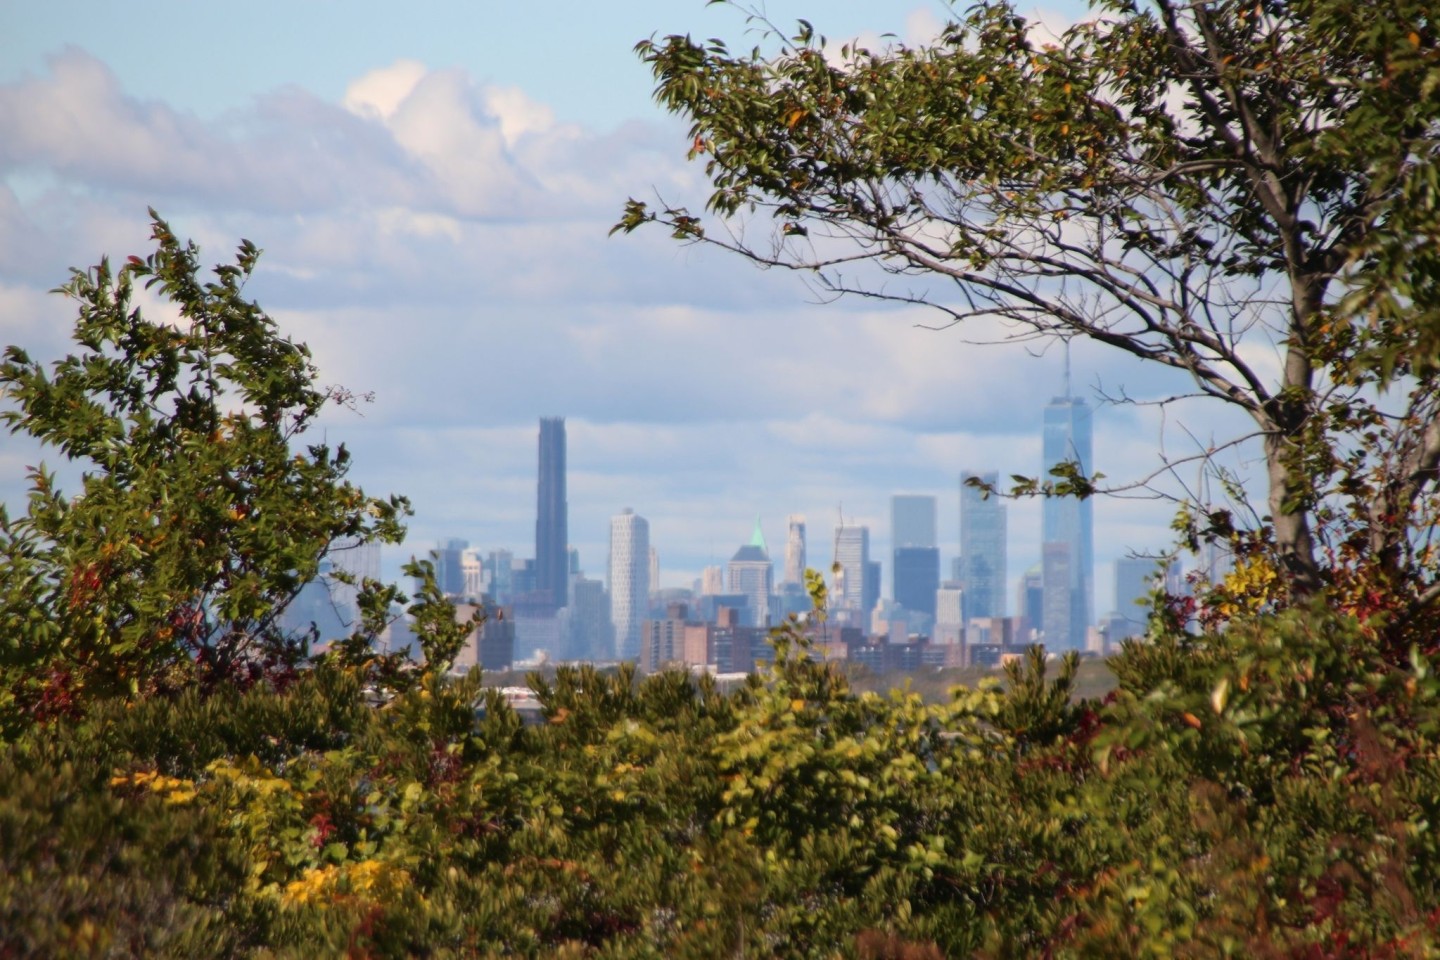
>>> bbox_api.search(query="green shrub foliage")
[5,603,1440,957]
[0,212,409,735]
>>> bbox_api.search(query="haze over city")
[2,0,1266,616]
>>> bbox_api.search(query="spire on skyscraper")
[1063,340,1072,399]
[750,516,767,552]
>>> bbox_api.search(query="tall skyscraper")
[1041,371,1094,650]
[891,495,937,549]
[783,515,807,585]
[833,525,871,616]
[727,518,774,628]
[535,417,568,610]
[608,508,650,661]
[893,547,940,621]
[960,472,1008,620]
[891,495,939,622]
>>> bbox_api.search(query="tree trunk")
[1264,430,1322,593]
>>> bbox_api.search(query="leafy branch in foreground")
[0,211,409,733]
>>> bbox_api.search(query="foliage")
[0,212,409,735]
[6,597,1440,957]
[617,0,1440,611]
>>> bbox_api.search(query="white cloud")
[482,86,558,149]
[343,59,428,122]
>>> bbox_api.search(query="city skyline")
[410,380,1182,637]
[3,0,1216,635]
[421,402,1161,663]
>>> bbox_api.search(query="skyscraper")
[460,548,485,598]
[833,525,871,617]
[960,472,1008,620]
[1018,564,1044,641]
[1108,555,1177,645]
[892,546,939,621]
[568,576,614,661]
[783,514,807,585]
[891,495,937,549]
[432,538,469,597]
[891,495,939,622]
[535,417,568,610]
[1041,541,1075,651]
[483,549,514,604]
[1109,555,1160,645]
[608,508,650,661]
[1041,372,1094,650]
[935,581,965,629]
[728,518,773,628]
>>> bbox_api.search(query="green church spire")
[750,516,767,552]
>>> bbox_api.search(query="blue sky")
[1,0,1238,616]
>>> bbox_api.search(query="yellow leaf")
[1210,678,1229,714]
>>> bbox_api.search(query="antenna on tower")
[1063,340,1072,399]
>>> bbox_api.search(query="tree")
[617,0,1440,610]
[0,212,409,731]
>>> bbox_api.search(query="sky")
[0,0,1257,617]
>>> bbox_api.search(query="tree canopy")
[618,0,1440,616]
[0,213,409,733]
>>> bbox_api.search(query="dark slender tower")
[535,417,568,610]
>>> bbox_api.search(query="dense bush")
[4,600,1440,957]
